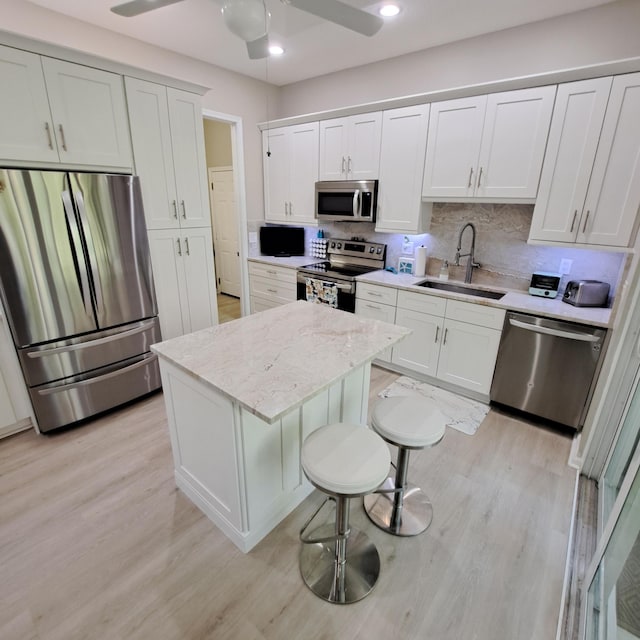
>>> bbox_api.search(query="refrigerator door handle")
[61,190,93,319]
[25,319,157,358]
[509,318,601,343]
[73,190,104,316]
[35,353,157,395]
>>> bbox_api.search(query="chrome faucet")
[454,222,480,284]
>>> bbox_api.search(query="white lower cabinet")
[248,261,297,313]
[390,289,505,396]
[355,291,397,364]
[148,227,218,341]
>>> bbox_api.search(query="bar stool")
[364,396,446,536]
[299,422,390,604]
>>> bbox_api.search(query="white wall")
[279,0,640,117]
[0,0,279,224]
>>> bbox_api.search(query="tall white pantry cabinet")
[125,77,218,341]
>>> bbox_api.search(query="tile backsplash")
[258,202,627,297]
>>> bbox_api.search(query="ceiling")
[28,0,617,86]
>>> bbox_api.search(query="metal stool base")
[364,477,433,536]
[299,524,381,604]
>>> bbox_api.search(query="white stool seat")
[301,423,390,496]
[372,396,446,448]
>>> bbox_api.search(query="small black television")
[259,225,305,257]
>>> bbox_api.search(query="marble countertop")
[357,271,612,328]
[151,300,410,424]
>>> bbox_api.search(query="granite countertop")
[151,300,410,424]
[357,270,612,328]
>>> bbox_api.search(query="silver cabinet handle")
[284,202,289,216]
[368,292,382,297]
[58,124,67,151]
[347,156,352,175]
[341,156,346,175]
[570,210,578,233]
[435,326,440,343]
[443,327,448,345]
[172,200,178,219]
[267,288,278,294]
[180,200,186,219]
[477,166,483,188]
[289,201,293,216]
[365,303,381,310]
[184,237,190,255]
[468,167,474,188]
[44,122,54,149]
[177,238,182,256]
[582,210,590,233]
[266,269,277,275]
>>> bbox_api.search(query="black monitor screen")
[259,226,305,256]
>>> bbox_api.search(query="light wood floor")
[217,293,241,324]
[0,366,576,640]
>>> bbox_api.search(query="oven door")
[296,272,357,312]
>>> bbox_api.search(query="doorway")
[201,112,248,323]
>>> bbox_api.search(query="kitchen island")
[151,301,409,552]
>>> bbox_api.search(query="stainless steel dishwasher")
[490,312,607,428]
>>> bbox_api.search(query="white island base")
[159,359,371,552]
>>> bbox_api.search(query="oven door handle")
[352,189,360,218]
[298,274,353,292]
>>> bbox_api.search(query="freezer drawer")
[29,352,161,432]
[490,312,606,428]
[18,317,161,387]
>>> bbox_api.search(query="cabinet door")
[347,112,382,180]
[147,229,188,341]
[125,78,179,229]
[166,88,210,228]
[392,307,442,376]
[355,298,396,363]
[376,104,430,233]
[181,227,219,332]
[437,318,501,394]
[319,117,348,180]
[288,122,319,224]
[263,127,289,222]
[41,58,132,169]
[422,95,486,199]
[0,46,58,163]
[0,365,17,430]
[578,72,640,247]
[528,78,612,243]
[476,86,555,199]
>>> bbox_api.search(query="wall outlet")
[402,237,414,254]
[559,258,573,275]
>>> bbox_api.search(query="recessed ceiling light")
[379,4,401,18]
[269,45,284,56]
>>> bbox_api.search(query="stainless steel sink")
[416,280,505,300]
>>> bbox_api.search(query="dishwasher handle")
[509,318,601,343]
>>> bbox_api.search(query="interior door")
[209,168,241,297]
[0,169,97,346]
[69,173,158,330]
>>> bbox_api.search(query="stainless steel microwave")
[315,180,378,222]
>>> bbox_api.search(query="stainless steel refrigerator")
[0,169,162,432]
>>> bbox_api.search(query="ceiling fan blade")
[111,0,185,18]
[285,0,383,37]
[246,34,270,59]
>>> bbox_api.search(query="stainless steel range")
[296,238,386,312]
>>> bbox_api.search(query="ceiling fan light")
[269,44,284,55]
[379,4,400,18]
[222,0,270,42]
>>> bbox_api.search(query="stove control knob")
[337,243,342,249]
[330,242,336,248]
[369,247,375,253]
[376,248,382,254]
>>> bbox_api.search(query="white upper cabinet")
[0,46,59,163]
[125,78,210,229]
[376,104,432,234]
[262,122,319,225]
[529,73,640,248]
[0,45,132,169]
[422,86,555,201]
[319,113,382,181]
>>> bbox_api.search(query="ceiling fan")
[110,0,384,60]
